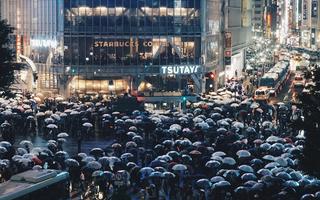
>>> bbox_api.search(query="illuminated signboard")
[94,40,153,48]
[30,38,58,48]
[312,0,318,17]
[303,0,308,20]
[160,65,201,75]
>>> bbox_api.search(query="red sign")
[225,50,232,57]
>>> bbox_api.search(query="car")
[292,74,305,86]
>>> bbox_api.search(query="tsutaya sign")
[161,65,201,75]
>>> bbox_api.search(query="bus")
[0,169,69,200]
[254,61,290,102]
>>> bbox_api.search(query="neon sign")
[30,39,58,48]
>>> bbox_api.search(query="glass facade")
[64,0,202,67]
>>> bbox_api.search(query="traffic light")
[71,68,76,74]
[181,96,187,110]
[205,72,215,80]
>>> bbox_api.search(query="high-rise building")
[0,0,252,97]
[252,0,266,36]
[224,0,253,80]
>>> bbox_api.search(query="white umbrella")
[232,122,245,129]
[172,164,187,171]
[57,132,69,138]
[82,122,93,128]
[47,124,58,129]
[87,161,102,170]
[250,102,260,109]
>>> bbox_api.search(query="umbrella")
[263,155,275,161]
[126,141,137,148]
[120,153,134,160]
[256,108,263,113]
[196,122,210,130]
[70,111,79,115]
[0,141,12,148]
[82,156,96,163]
[16,148,28,155]
[241,173,257,181]
[149,171,164,178]
[44,118,55,124]
[189,150,202,155]
[217,120,229,127]
[65,158,80,167]
[89,148,105,157]
[238,165,254,173]
[266,136,283,143]
[275,157,288,167]
[163,172,176,179]
[47,124,58,129]
[211,156,224,163]
[139,167,155,179]
[210,176,225,183]
[19,140,33,149]
[27,116,35,120]
[276,172,292,180]
[264,162,280,169]
[212,151,226,157]
[57,132,69,138]
[55,151,69,159]
[262,121,273,128]
[150,159,168,168]
[250,102,260,109]
[257,169,272,176]
[0,146,7,154]
[230,103,239,108]
[92,170,104,177]
[212,181,231,189]
[205,160,221,169]
[172,164,187,171]
[223,157,236,166]
[83,122,93,128]
[290,171,303,181]
[98,157,110,167]
[217,127,227,134]
[18,158,32,167]
[284,180,299,188]
[51,114,61,121]
[236,150,251,158]
[36,112,45,117]
[87,161,102,170]
[196,179,212,189]
[232,122,244,129]
[57,138,66,143]
[12,155,23,161]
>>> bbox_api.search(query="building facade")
[252,0,266,36]
[224,0,253,80]
[1,0,252,97]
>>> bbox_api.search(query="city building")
[252,0,266,36]
[289,0,319,49]
[1,0,252,98]
[223,0,253,80]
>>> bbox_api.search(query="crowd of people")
[0,87,318,200]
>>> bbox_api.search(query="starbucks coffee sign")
[161,65,201,75]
